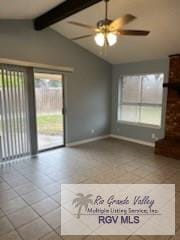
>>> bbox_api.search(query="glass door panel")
[34,72,64,151]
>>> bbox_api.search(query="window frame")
[117,73,164,129]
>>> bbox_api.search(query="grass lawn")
[37,114,63,135]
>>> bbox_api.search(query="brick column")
[155,54,180,159]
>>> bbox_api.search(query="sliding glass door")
[34,72,65,151]
[0,64,66,162]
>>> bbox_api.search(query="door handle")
[62,108,65,115]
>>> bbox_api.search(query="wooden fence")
[35,88,63,115]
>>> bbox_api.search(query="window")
[118,73,164,127]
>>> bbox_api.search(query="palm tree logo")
[72,193,93,219]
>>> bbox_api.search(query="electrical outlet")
[152,133,156,139]
[91,129,95,134]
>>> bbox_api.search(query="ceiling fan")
[68,0,150,47]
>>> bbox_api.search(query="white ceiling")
[0,0,180,64]
[52,0,180,64]
[0,0,64,19]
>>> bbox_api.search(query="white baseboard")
[110,134,155,147]
[66,134,155,148]
[66,135,110,147]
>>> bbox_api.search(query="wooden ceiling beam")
[34,0,102,31]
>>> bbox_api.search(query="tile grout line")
[0,174,59,239]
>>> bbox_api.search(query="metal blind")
[0,64,30,161]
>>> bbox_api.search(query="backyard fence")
[35,88,63,115]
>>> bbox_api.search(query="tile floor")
[0,138,179,240]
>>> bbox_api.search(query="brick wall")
[166,55,180,138]
[155,54,180,159]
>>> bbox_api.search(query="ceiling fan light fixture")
[94,32,117,47]
[94,33,105,47]
[69,0,150,48]
[107,32,117,46]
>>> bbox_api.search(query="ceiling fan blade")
[71,34,93,40]
[118,29,150,36]
[68,21,97,31]
[110,14,136,31]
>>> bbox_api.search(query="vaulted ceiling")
[0,0,64,19]
[52,0,180,64]
[1,0,180,64]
